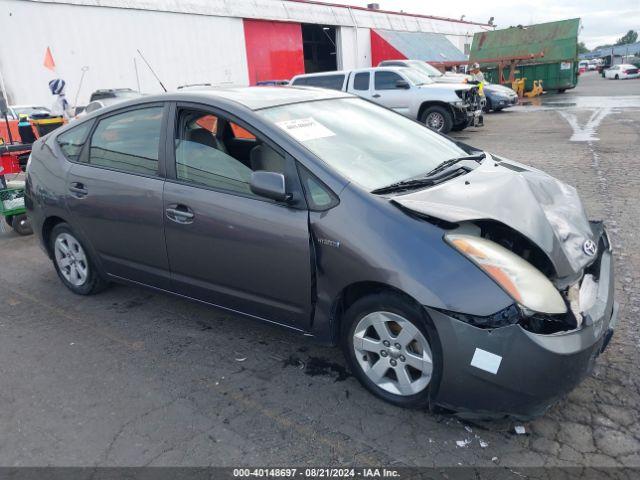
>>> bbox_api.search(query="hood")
[391,156,597,282]
[433,73,472,84]
[484,84,517,96]
[419,83,474,93]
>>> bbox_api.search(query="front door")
[163,105,312,328]
[371,70,412,116]
[66,104,170,288]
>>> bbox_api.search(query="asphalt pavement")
[0,71,638,468]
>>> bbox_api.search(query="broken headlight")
[446,234,567,315]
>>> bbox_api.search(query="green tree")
[615,30,638,45]
[577,41,590,54]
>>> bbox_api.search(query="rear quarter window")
[56,122,93,162]
[299,75,345,91]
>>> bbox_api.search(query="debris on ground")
[456,439,471,448]
[514,425,526,435]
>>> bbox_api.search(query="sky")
[327,0,640,49]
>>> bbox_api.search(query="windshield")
[399,68,434,85]
[258,98,467,191]
[409,61,444,78]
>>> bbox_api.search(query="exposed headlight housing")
[446,234,567,315]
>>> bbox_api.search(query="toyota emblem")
[583,239,597,257]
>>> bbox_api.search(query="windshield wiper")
[370,177,438,194]
[424,152,486,177]
[371,152,486,195]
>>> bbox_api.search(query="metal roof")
[469,18,580,64]
[580,42,640,60]
[26,0,491,35]
[374,29,466,63]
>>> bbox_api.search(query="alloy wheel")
[426,112,445,131]
[54,233,89,286]
[352,311,433,396]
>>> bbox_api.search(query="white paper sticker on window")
[470,348,502,374]
[560,62,572,70]
[276,117,335,142]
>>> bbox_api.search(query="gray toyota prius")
[25,87,617,418]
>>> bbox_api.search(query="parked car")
[7,105,51,120]
[26,87,617,418]
[381,59,519,112]
[89,88,141,102]
[75,95,142,119]
[578,60,589,74]
[256,80,290,86]
[482,82,519,111]
[604,64,640,80]
[291,67,481,134]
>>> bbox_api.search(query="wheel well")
[42,216,66,256]
[418,101,453,121]
[330,282,421,342]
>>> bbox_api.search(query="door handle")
[372,94,381,98]
[166,205,195,224]
[69,182,88,197]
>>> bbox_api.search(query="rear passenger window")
[303,75,345,91]
[57,122,92,162]
[88,107,163,176]
[375,71,403,90]
[353,72,370,91]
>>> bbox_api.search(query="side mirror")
[250,171,292,202]
[396,80,410,89]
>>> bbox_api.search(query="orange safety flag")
[43,47,56,71]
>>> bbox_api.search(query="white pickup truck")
[290,67,482,134]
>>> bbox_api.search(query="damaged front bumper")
[427,235,617,419]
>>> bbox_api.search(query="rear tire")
[50,223,109,295]
[420,106,453,134]
[341,292,440,409]
[11,214,33,236]
[615,74,619,80]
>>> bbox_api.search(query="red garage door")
[244,19,305,85]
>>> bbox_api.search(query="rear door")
[371,71,412,115]
[348,71,373,101]
[66,103,170,288]
[162,103,313,329]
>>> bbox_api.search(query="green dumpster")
[469,18,580,92]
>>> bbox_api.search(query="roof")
[580,41,640,60]
[167,86,352,110]
[373,29,467,63]
[28,0,490,35]
[469,18,580,64]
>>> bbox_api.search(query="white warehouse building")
[0,0,491,106]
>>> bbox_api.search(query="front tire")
[50,223,108,295]
[341,292,439,408]
[420,106,453,134]
[615,74,619,80]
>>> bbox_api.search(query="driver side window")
[374,71,404,90]
[174,109,285,198]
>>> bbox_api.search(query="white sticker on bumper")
[470,348,502,374]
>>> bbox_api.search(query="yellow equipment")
[511,78,526,97]
[524,80,544,98]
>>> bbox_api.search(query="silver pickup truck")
[290,67,482,134]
